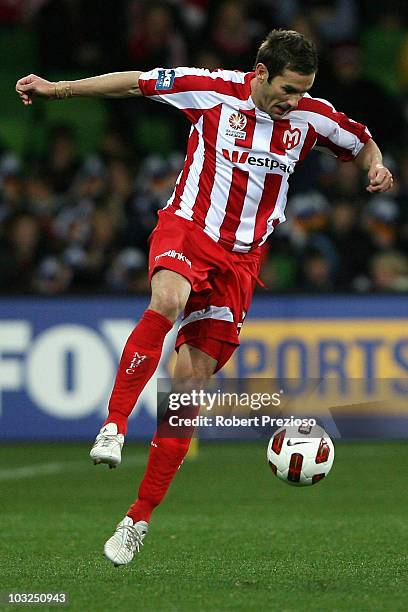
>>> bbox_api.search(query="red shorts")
[148,210,262,371]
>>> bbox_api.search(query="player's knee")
[191,364,214,387]
[149,287,185,322]
[175,372,212,395]
[174,343,218,383]
[190,349,218,381]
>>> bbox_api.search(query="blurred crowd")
[1,0,408,294]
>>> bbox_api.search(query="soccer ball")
[267,424,334,486]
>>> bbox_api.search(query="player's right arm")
[16,67,245,127]
[15,71,143,105]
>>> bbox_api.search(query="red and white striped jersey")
[139,67,371,253]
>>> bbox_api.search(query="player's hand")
[15,74,55,105]
[366,163,393,193]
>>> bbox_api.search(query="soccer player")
[16,30,393,567]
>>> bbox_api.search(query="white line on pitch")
[0,456,147,481]
[0,463,63,481]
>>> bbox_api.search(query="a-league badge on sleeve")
[156,69,176,90]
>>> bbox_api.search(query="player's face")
[252,66,315,120]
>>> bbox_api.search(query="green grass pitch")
[1,440,407,611]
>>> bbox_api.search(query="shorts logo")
[237,310,247,331]
[126,352,147,374]
[225,111,247,140]
[155,249,192,268]
[282,128,301,150]
[156,69,175,90]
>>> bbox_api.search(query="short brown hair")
[255,29,318,82]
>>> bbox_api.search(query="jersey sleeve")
[138,67,249,123]
[297,95,372,161]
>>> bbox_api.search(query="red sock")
[104,309,172,434]
[127,433,192,523]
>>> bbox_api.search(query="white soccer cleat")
[89,423,124,468]
[104,516,148,567]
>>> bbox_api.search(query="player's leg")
[105,269,191,432]
[90,269,191,467]
[120,249,257,506]
[126,343,217,522]
[103,343,218,566]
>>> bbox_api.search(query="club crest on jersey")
[225,112,247,140]
[156,69,176,90]
[282,128,301,150]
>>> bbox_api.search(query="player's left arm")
[354,138,394,193]
[301,97,394,194]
